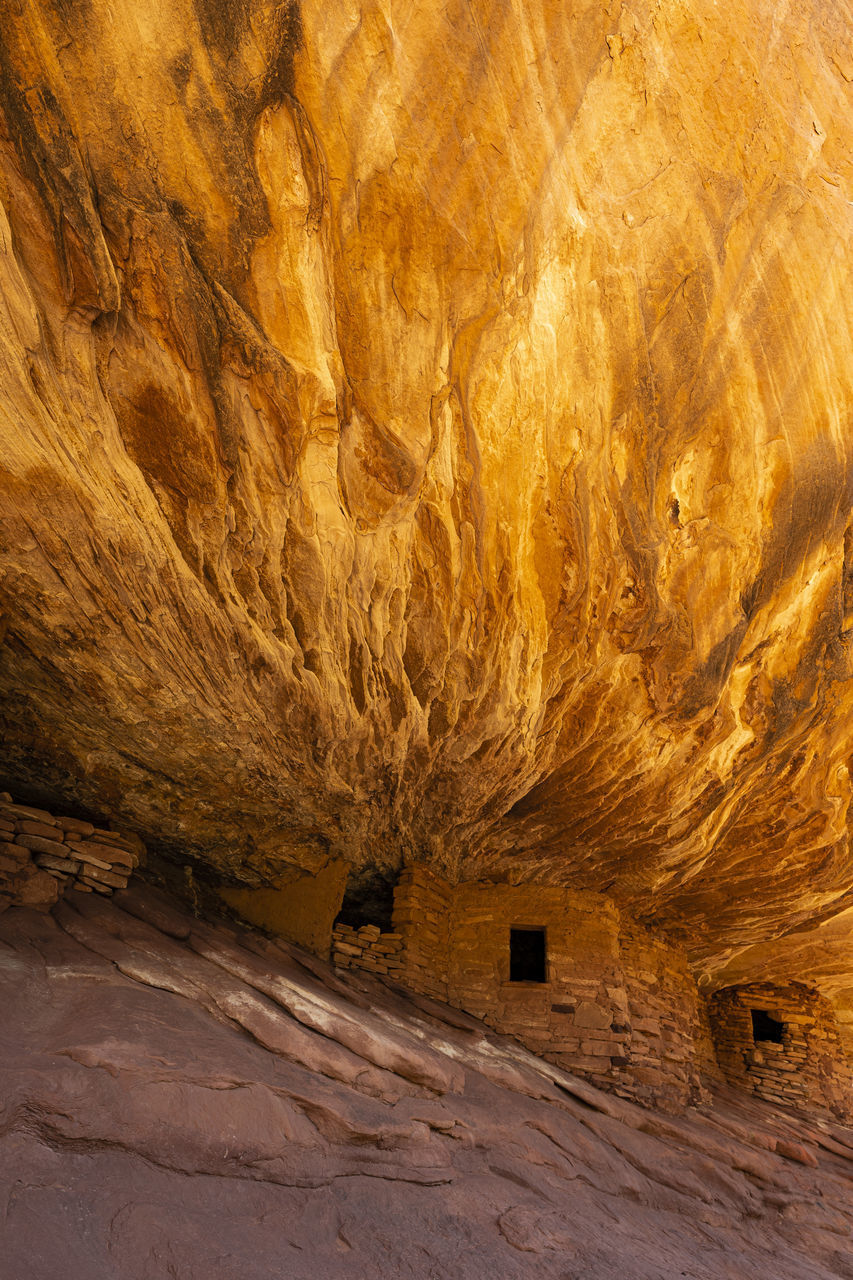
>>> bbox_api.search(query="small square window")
[751,1009,785,1044]
[509,928,547,983]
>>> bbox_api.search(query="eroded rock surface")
[2,886,853,1279]
[2,0,853,1004]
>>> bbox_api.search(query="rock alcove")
[2,0,853,1272]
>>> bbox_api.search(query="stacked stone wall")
[695,996,726,1081]
[0,793,143,911]
[619,922,709,1108]
[445,882,631,1086]
[709,982,853,1121]
[390,867,450,1001]
[336,867,708,1109]
[438,883,707,1108]
[332,923,403,976]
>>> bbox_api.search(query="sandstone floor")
[2,885,852,1279]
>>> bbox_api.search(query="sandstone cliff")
[2,0,853,1016]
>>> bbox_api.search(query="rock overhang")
[0,0,853,1013]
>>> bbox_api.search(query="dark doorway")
[335,869,396,931]
[509,928,547,983]
[751,1009,785,1044]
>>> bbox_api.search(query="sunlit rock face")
[2,1,853,993]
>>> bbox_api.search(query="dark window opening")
[751,1008,785,1044]
[510,928,547,983]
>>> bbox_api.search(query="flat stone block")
[0,803,57,825]
[574,1000,614,1030]
[14,834,70,857]
[79,864,128,887]
[580,1040,615,1056]
[59,817,96,837]
[75,841,134,868]
[34,854,81,873]
[16,820,61,840]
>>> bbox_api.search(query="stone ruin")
[709,981,853,1122]
[4,787,851,1122]
[332,867,715,1110]
[330,866,853,1118]
[0,793,144,912]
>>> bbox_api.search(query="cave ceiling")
[2,0,853,993]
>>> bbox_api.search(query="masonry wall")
[709,982,853,1122]
[444,881,632,1086]
[0,792,143,910]
[391,866,451,1001]
[335,867,708,1109]
[332,922,403,977]
[439,883,707,1109]
[221,859,347,956]
[332,866,450,992]
[619,920,711,1108]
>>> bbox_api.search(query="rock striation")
[2,1,853,1033]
